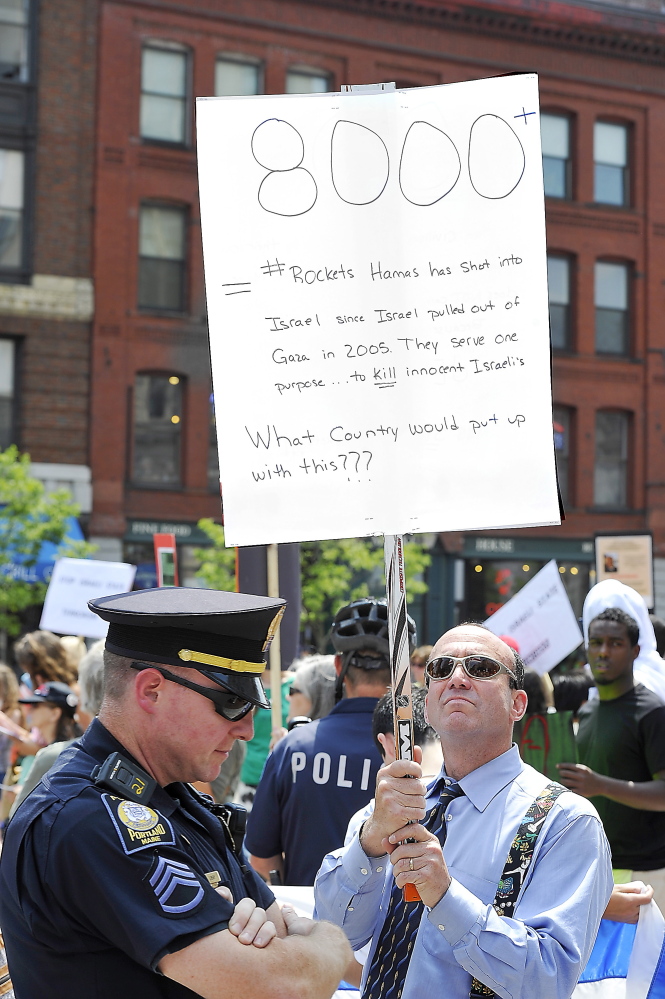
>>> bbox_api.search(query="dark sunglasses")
[130,661,254,721]
[425,655,517,685]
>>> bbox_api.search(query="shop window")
[547,254,571,350]
[541,113,571,199]
[594,122,629,206]
[140,43,188,144]
[138,204,187,312]
[286,68,330,94]
[0,337,16,448]
[0,0,29,81]
[215,55,262,96]
[207,394,220,492]
[552,406,571,506]
[0,148,23,270]
[465,559,590,622]
[132,373,183,487]
[595,260,629,355]
[594,410,629,508]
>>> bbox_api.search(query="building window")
[547,254,571,350]
[215,55,262,96]
[0,338,16,448]
[140,43,188,144]
[0,148,23,270]
[286,68,330,93]
[138,204,186,312]
[541,113,570,199]
[552,406,571,506]
[595,261,629,355]
[594,411,628,508]
[594,122,629,206]
[133,373,183,486]
[0,0,29,82]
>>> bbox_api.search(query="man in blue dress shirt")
[315,623,613,999]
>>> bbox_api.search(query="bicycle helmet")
[331,598,417,701]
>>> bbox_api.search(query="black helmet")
[331,598,417,659]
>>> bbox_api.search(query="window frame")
[131,370,186,490]
[0,0,31,83]
[540,111,573,201]
[594,258,632,357]
[547,251,574,353]
[285,65,332,94]
[215,52,263,97]
[0,333,20,448]
[137,201,189,315]
[593,119,631,208]
[139,40,191,148]
[593,409,630,510]
[552,405,573,508]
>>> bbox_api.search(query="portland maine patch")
[102,794,176,854]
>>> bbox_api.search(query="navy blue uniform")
[245,698,382,885]
[0,719,274,998]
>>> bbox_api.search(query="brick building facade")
[5,0,665,638]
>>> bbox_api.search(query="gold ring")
[409,858,414,872]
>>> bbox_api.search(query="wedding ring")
[409,858,414,871]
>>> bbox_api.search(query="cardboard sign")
[40,557,137,638]
[595,534,653,609]
[483,560,582,675]
[197,74,559,546]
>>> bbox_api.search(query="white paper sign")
[40,558,137,638]
[483,560,583,675]
[197,74,560,546]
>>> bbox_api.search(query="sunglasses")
[425,655,517,685]
[130,661,254,721]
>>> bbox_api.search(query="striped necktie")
[362,779,465,999]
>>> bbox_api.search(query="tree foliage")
[0,446,95,636]
[193,520,431,653]
[194,519,236,592]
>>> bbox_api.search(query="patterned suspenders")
[469,782,568,999]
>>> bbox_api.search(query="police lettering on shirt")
[291,751,373,790]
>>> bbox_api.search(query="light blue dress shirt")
[314,744,613,999]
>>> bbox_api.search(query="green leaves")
[0,446,95,635]
[193,519,236,592]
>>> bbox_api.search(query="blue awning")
[0,516,85,584]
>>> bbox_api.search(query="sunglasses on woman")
[130,661,254,721]
[425,655,518,685]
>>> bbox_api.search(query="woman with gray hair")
[287,654,337,723]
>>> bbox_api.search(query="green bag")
[516,711,577,779]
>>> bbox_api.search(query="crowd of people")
[0,576,663,997]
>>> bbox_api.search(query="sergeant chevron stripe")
[147,855,205,915]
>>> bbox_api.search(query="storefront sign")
[484,559,582,674]
[594,534,653,609]
[125,520,213,547]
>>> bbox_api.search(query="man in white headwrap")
[582,579,665,703]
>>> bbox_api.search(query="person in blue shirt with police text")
[0,588,351,999]
[246,598,415,886]
[315,623,613,999]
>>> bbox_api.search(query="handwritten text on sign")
[197,75,560,546]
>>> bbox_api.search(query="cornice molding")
[301,0,665,66]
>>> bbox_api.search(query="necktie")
[362,779,465,999]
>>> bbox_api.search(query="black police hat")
[88,587,286,709]
[20,681,78,717]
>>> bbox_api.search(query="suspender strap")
[469,782,568,999]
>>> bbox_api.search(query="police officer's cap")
[89,587,286,709]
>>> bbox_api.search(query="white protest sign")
[197,74,560,546]
[40,558,137,638]
[483,560,583,674]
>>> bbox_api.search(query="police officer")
[246,598,416,885]
[0,587,351,999]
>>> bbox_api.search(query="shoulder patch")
[145,854,207,917]
[102,793,176,855]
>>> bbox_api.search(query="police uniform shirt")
[245,698,383,885]
[0,719,275,999]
